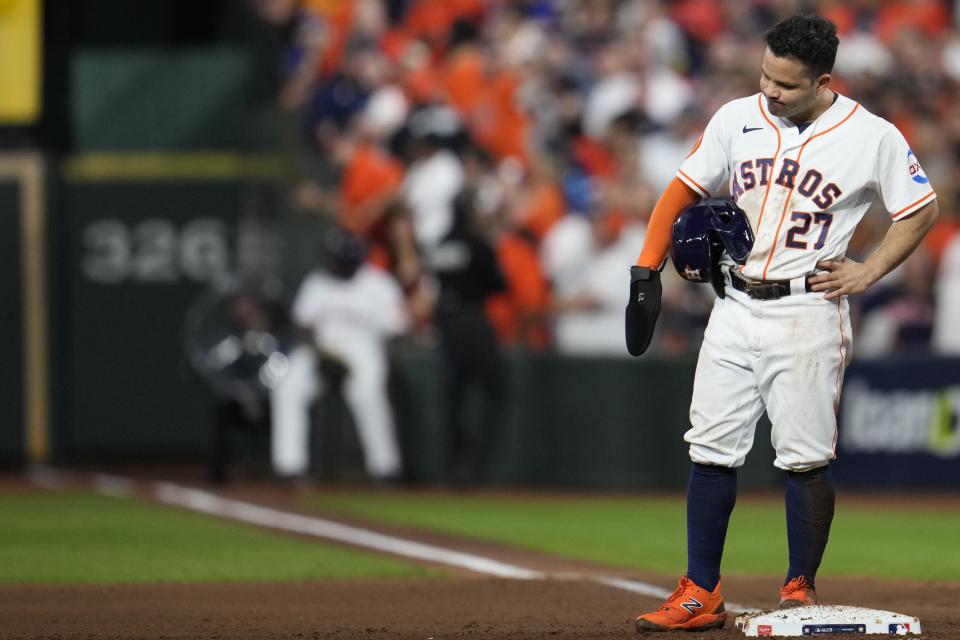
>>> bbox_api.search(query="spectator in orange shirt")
[484,161,560,351]
[333,132,404,235]
[486,227,553,351]
[471,66,532,165]
[299,0,355,77]
[294,122,415,277]
[442,19,487,118]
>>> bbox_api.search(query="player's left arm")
[808,199,939,300]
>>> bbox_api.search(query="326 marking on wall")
[82,217,230,284]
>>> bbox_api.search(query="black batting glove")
[625,265,662,357]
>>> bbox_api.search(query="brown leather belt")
[729,270,813,301]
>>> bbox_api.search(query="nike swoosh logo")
[742,126,763,133]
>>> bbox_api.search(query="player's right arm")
[626,106,731,356]
[625,178,700,356]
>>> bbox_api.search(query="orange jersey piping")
[677,169,710,197]
[890,190,936,220]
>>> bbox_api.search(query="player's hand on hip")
[809,258,878,300]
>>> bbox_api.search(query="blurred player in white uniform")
[625,15,939,632]
[271,226,408,481]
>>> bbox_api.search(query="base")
[735,605,920,636]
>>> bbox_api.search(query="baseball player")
[625,15,938,632]
[271,226,408,482]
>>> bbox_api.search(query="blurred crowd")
[233,0,960,358]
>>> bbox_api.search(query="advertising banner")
[835,357,960,487]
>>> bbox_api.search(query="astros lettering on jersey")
[677,93,936,282]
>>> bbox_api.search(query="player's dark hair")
[765,14,839,78]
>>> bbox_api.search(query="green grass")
[0,492,437,584]
[303,492,960,581]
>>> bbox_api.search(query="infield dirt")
[3,573,957,639]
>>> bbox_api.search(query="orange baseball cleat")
[779,576,818,608]
[635,576,727,632]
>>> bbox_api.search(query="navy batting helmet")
[322,226,367,279]
[670,197,754,297]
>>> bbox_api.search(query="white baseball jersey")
[292,264,409,361]
[677,93,936,281]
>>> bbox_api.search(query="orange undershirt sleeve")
[636,177,702,268]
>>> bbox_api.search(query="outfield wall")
[49,153,284,460]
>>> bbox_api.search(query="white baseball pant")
[685,281,852,471]
[271,346,401,479]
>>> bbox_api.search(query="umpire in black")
[428,189,507,485]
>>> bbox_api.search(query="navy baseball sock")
[686,462,737,592]
[784,465,835,588]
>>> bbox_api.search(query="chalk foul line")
[153,481,544,580]
[150,481,758,612]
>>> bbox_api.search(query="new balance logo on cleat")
[635,576,726,632]
[680,597,703,615]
